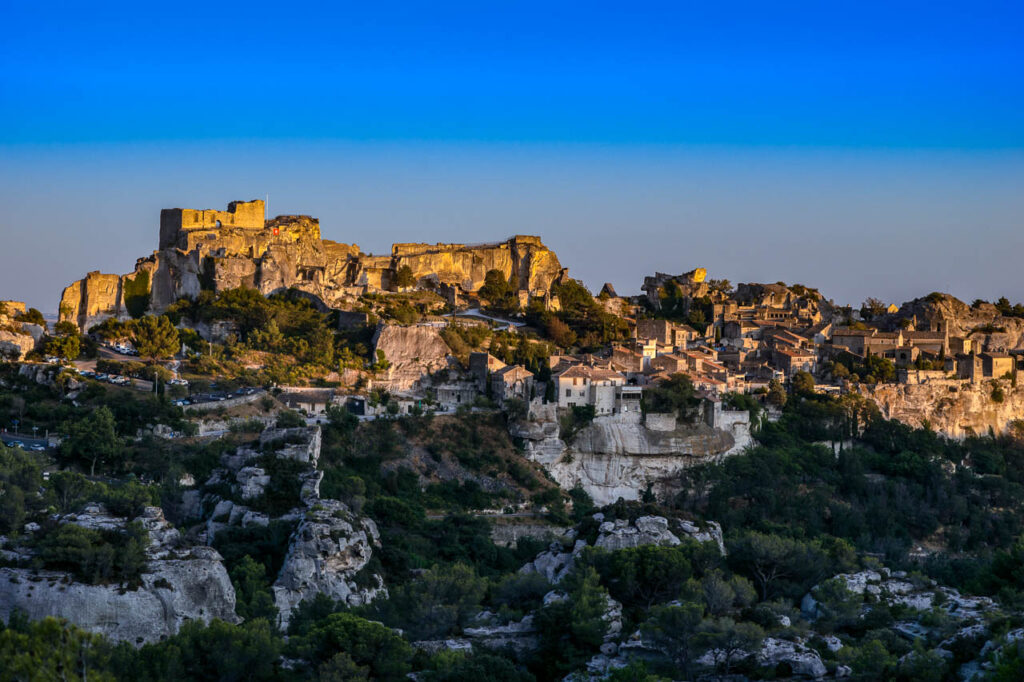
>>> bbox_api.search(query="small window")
[565,388,571,397]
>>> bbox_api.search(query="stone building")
[555,365,628,415]
[490,365,535,406]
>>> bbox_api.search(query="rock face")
[192,424,385,630]
[372,324,453,390]
[0,306,38,360]
[853,380,1024,439]
[272,499,384,629]
[512,409,751,506]
[59,200,567,330]
[893,293,1024,352]
[392,236,564,295]
[0,506,237,644]
[520,514,724,584]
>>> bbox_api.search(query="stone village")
[4,199,1024,680]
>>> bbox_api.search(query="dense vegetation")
[5,354,1024,680]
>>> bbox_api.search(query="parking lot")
[0,434,50,451]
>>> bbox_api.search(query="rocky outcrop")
[0,505,237,644]
[372,324,453,390]
[192,424,384,630]
[520,514,724,584]
[272,499,384,629]
[0,303,38,360]
[392,235,564,296]
[59,271,124,330]
[513,410,751,506]
[892,293,1024,351]
[60,200,569,330]
[853,380,1024,439]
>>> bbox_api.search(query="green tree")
[123,270,151,318]
[131,618,283,682]
[369,563,487,641]
[792,370,815,396]
[533,567,611,677]
[290,612,413,681]
[229,555,279,622]
[61,406,125,476]
[643,374,699,421]
[699,569,756,616]
[727,531,831,601]
[15,307,46,328]
[130,315,180,362]
[585,544,694,609]
[275,409,306,428]
[696,617,764,679]
[45,333,81,363]
[394,265,416,289]
[640,602,707,680]
[0,616,120,682]
[767,379,787,408]
[545,316,577,348]
[424,651,534,682]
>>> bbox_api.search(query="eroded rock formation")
[60,200,567,330]
[0,505,238,644]
[854,379,1024,438]
[372,324,454,390]
[511,408,751,506]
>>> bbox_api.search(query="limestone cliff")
[0,506,237,644]
[511,407,752,506]
[853,378,1024,438]
[60,200,568,330]
[372,324,454,390]
[0,304,38,360]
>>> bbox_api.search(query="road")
[444,308,526,328]
[0,433,51,450]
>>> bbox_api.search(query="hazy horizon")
[2,1,1022,314]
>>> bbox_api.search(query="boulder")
[757,638,827,679]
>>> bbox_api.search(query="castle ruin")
[59,200,567,330]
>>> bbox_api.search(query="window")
[565,388,571,397]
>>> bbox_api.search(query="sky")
[1,1,1022,313]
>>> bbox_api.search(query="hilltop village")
[45,199,1024,443]
[4,200,1024,681]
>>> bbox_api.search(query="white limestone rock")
[0,506,237,644]
[272,500,385,629]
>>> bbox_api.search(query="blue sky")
[1,1,1022,311]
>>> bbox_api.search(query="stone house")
[903,330,948,355]
[772,347,816,377]
[555,365,627,415]
[949,336,974,356]
[981,352,1015,379]
[280,388,335,416]
[468,352,506,391]
[490,365,534,406]
[891,346,921,367]
[635,318,700,347]
[434,382,479,409]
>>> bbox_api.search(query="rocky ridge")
[191,425,385,630]
[0,505,238,644]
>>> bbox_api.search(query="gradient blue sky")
[2,1,1022,312]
